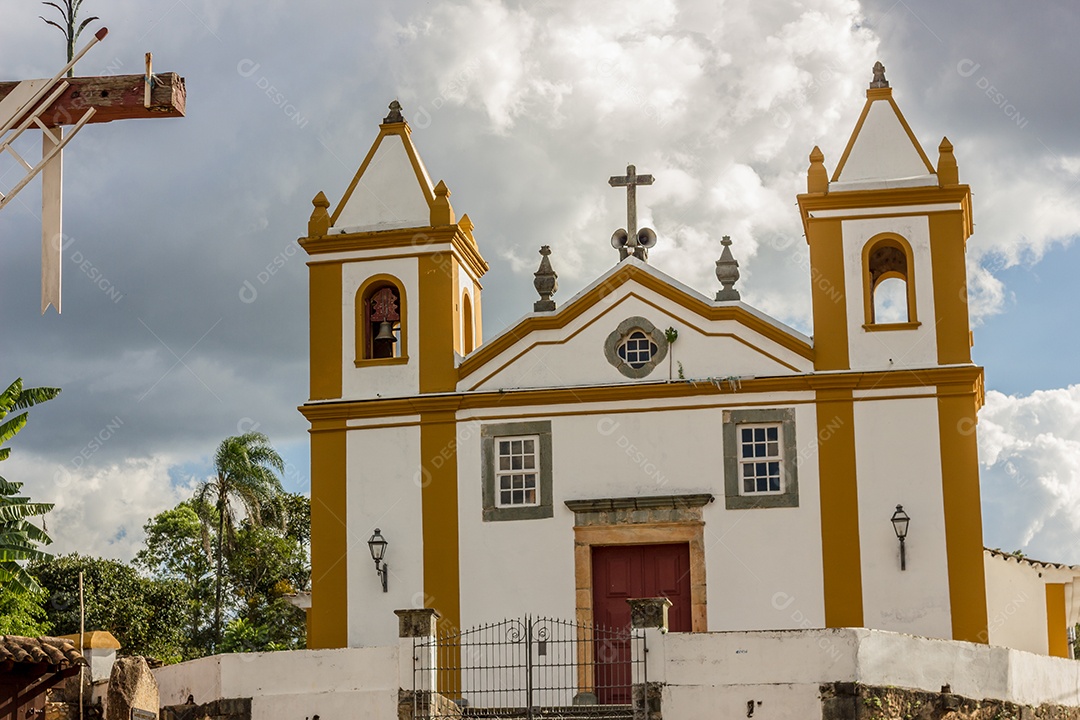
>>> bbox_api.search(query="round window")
[617,330,659,369]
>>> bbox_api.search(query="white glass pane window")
[738,424,783,495]
[617,330,659,369]
[496,435,539,507]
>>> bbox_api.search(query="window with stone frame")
[737,424,784,495]
[495,435,540,507]
[482,421,553,521]
[722,408,798,509]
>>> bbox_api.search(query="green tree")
[134,500,215,656]
[39,0,100,73]
[31,553,188,663]
[0,584,51,635]
[225,509,309,650]
[194,433,284,649]
[0,378,60,593]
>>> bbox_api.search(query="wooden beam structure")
[0,72,185,128]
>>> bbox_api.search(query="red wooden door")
[591,543,692,703]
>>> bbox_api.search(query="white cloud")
[7,452,199,562]
[979,386,1080,564]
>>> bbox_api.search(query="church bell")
[374,320,396,342]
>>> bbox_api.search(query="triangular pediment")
[330,122,436,233]
[832,89,936,189]
[458,259,813,392]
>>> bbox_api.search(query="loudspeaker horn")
[610,228,629,249]
[637,227,657,248]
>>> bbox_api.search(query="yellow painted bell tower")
[798,62,974,374]
[797,64,988,644]
[299,101,488,648]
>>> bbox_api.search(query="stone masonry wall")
[821,682,1080,720]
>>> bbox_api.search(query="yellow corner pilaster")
[418,255,459,394]
[420,411,461,636]
[309,262,342,400]
[308,424,348,648]
[807,219,850,371]
[1046,583,1069,658]
[814,386,863,627]
[937,382,989,643]
[929,211,974,365]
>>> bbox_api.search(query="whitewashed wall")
[984,552,1052,655]
[154,647,399,720]
[460,270,812,393]
[853,395,952,638]
[657,628,1080,718]
[346,423,424,647]
[841,214,937,371]
[456,394,825,633]
[341,256,419,400]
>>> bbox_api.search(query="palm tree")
[40,0,100,75]
[0,379,60,593]
[195,433,285,649]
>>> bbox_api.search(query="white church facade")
[296,68,1075,662]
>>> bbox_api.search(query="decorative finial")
[937,137,959,186]
[608,164,656,262]
[807,146,828,194]
[870,62,889,89]
[715,236,741,301]
[309,191,330,236]
[533,246,558,312]
[383,100,404,124]
[430,180,455,225]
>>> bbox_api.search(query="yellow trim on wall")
[928,211,974,365]
[309,262,343,401]
[862,322,922,332]
[452,261,462,356]
[813,386,864,627]
[797,185,972,241]
[805,219,850,371]
[458,263,814,381]
[420,411,462,637]
[418,255,459,394]
[300,365,985,423]
[861,233,918,326]
[464,291,805,391]
[355,273,409,364]
[300,225,489,284]
[308,426,348,648]
[937,384,989,642]
[1046,583,1069,658]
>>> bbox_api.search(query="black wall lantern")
[891,505,910,571]
[367,528,389,592]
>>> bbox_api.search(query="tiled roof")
[0,636,87,670]
[985,547,1080,572]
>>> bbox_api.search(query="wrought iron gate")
[411,616,646,719]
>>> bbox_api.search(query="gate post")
[629,598,669,720]
[396,608,440,693]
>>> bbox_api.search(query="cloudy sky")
[1,0,1078,563]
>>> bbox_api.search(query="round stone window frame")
[603,316,669,379]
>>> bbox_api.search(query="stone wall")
[160,698,251,720]
[821,682,1080,720]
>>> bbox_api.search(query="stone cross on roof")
[608,164,654,241]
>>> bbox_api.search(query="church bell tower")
[299,101,488,648]
[798,62,974,374]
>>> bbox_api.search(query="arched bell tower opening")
[355,275,407,362]
[862,234,917,327]
[462,292,475,355]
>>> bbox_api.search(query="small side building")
[985,547,1080,658]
